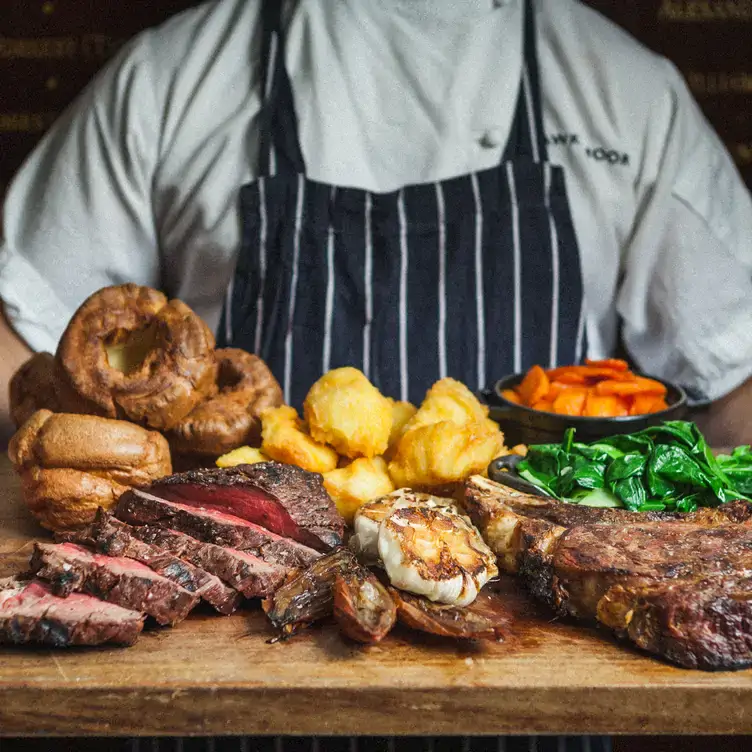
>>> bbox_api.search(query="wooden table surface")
[2,458,752,738]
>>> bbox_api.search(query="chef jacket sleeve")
[617,59,752,403]
[0,34,160,353]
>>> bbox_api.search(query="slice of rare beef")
[68,511,242,615]
[116,489,320,569]
[0,577,144,646]
[145,463,343,551]
[127,524,287,598]
[30,542,198,626]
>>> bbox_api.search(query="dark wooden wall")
[1,0,751,193]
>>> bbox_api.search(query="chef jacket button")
[479,129,502,149]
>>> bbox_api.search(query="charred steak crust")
[123,524,287,598]
[0,577,144,646]
[72,512,242,615]
[30,542,198,626]
[145,463,344,550]
[599,575,752,671]
[463,475,752,670]
[116,489,320,569]
[551,522,752,621]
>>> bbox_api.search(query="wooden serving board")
[2,458,752,738]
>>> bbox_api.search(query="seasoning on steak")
[0,577,144,646]
[29,542,198,626]
[116,489,320,569]
[124,524,287,598]
[66,511,242,615]
[464,474,752,670]
[144,463,344,551]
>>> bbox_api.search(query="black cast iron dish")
[481,371,688,449]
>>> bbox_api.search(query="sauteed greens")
[517,421,752,512]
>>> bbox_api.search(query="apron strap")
[258,0,306,176]
[502,0,549,164]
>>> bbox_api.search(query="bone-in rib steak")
[464,475,752,670]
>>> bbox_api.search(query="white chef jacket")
[1,0,751,402]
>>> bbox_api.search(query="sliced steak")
[0,577,143,646]
[125,525,287,598]
[30,542,198,626]
[145,463,344,551]
[116,489,319,569]
[464,475,752,670]
[67,511,242,615]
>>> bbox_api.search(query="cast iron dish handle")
[487,454,552,498]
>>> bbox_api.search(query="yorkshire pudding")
[168,348,283,457]
[9,410,172,531]
[55,284,217,431]
[9,352,60,428]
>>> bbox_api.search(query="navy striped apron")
[214,3,600,748]
[220,0,586,408]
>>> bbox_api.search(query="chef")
[3,0,752,446]
[0,2,748,750]
[0,1,751,439]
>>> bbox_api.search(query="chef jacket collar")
[370,0,514,22]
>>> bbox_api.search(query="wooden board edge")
[0,685,750,736]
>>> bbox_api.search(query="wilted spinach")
[516,421,752,512]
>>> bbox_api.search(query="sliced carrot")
[552,388,588,416]
[630,393,657,416]
[531,399,556,413]
[649,397,669,413]
[501,388,522,405]
[550,371,588,386]
[547,365,634,383]
[510,444,528,457]
[548,381,581,398]
[583,393,628,418]
[517,365,550,406]
[585,358,629,371]
[595,376,667,398]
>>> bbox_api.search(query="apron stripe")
[283,174,305,403]
[323,187,337,373]
[363,192,373,379]
[398,189,409,403]
[575,298,586,363]
[544,163,560,368]
[522,64,540,164]
[363,192,374,378]
[435,182,448,380]
[224,276,234,345]
[265,31,279,175]
[505,162,523,373]
[470,172,486,389]
[254,176,268,355]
